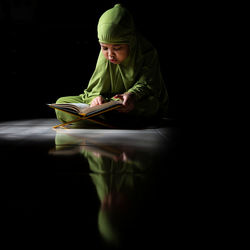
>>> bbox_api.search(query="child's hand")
[113,92,135,113]
[90,96,105,107]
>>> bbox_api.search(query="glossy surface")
[3,118,183,248]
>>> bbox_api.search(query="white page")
[69,103,89,109]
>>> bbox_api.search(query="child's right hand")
[90,96,105,107]
[113,92,135,113]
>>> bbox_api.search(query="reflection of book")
[48,100,123,118]
[49,132,127,161]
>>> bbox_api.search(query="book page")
[48,103,89,115]
[48,101,122,117]
[70,103,89,111]
[80,100,122,116]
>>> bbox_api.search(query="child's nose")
[108,50,115,58]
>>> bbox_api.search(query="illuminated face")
[100,43,129,64]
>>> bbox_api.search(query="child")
[55,4,168,126]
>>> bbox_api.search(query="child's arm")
[126,49,161,101]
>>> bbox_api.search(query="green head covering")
[98,4,135,45]
[80,4,168,117]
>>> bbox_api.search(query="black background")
[1,0,192,122]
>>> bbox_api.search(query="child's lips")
[109,58,118,63]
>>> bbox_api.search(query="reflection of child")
[55,4,168,124]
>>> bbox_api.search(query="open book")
[48,100,123,118]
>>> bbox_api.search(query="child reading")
[55,4,168,125]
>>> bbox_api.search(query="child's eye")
[102,46,108,50]
[113,47,121,51]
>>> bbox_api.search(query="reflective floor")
[3,118,183,248]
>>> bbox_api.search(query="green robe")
[56,4,168,123]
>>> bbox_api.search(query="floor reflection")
[2,119,181,248]
[50,129,169,169]
[50,128,179,248]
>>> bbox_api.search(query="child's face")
[100,43,129,64]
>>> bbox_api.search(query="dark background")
[1,0,191,122]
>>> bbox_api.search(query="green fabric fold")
[79,4,168,117]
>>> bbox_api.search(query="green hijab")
[80,4,168,117]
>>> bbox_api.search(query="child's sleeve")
[80,52,111,104]
[127,49,165,101]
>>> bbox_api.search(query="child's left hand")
[113,92,135,113]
